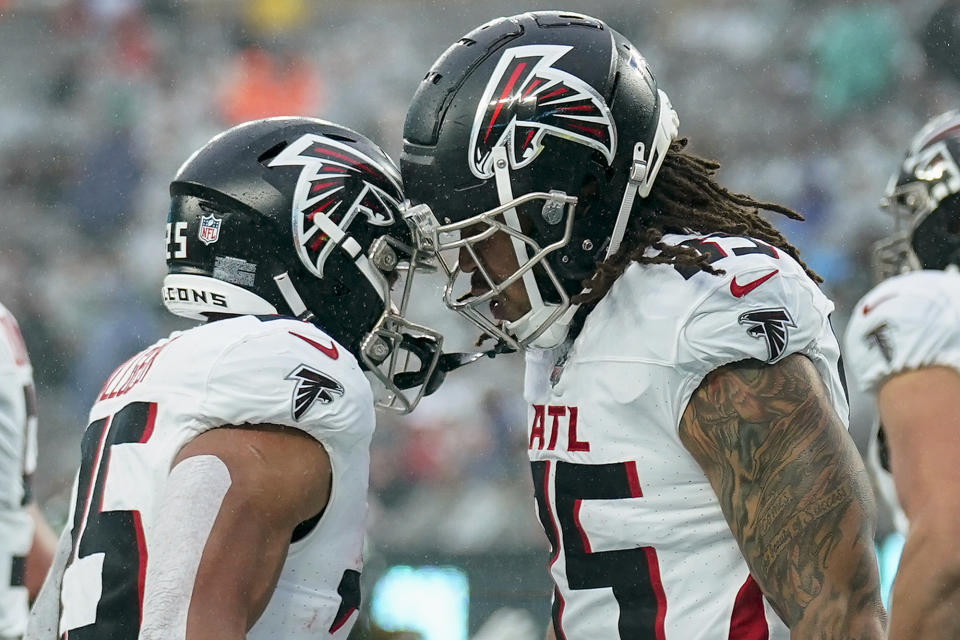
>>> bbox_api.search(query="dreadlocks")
[573,138,820,306]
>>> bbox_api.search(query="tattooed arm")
[678,354,886,638]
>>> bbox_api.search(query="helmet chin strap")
[492,146,576,349]
[606,90,679,260]
[273,272,315,322]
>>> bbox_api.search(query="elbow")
[886,517,960,638]
[901,516,960,596]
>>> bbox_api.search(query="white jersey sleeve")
[844,270,960,393]
[0,355,27,511]
[0,303,37,638]
[678,258,837,378]
[197,321,374,443]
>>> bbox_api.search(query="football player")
[0,302,56,640]
[25,117,444,640]
[844,111,960,640]
[400,12,886,639]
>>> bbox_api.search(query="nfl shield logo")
[198,214,222,246]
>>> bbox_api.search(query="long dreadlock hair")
[572,138,820,306]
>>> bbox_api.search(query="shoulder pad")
[678,256,834,376]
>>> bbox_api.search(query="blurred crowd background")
[1,0,958,635]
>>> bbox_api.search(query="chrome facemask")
[404,190,579,351]
[357,235,444,414]
[873,179,936,282]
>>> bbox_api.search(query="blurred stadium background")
[1,0,956,637]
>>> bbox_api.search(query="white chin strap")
[606,90,679,260]
[273,272,309,317]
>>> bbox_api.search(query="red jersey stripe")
[728,575,769,640]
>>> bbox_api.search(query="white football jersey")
[843,269,960,535]
[524,234,847,640]
[52,315,373,640]
[0,302,38,639]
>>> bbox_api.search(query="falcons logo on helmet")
[469,44,617,179]
[738,308,797,363]
[269,133,403,278]
[286,364,345,421]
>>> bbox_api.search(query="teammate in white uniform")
[26,117,445,640]
[844,111,960,640]
[0,302,56,640]
[401,12,885,639]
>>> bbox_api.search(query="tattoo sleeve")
[678,354,885,634]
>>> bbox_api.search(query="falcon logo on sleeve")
[865,323,894,363]
[738,307,797,362]
[468,44,616,179]
[286,364,345,420]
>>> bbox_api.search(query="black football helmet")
[875,110,960,279]
[401,11,679,349]
[164,116,442,413]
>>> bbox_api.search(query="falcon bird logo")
[469,44,617,179]
[286,364,345,421]
[269,133,402,278]
[865,323,894,364]
[738,308,797,363]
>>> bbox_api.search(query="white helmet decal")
[468,44,617,179]
[270,133,402,278]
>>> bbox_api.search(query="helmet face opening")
[405,191,578,351]
[402,12,679,349]
[164,117,445,413]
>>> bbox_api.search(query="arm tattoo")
[679,354,883,632]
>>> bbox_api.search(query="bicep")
[24,503,57,600]
[678,354,879,627]
[140,425,331,640]
[877,366,960,521]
